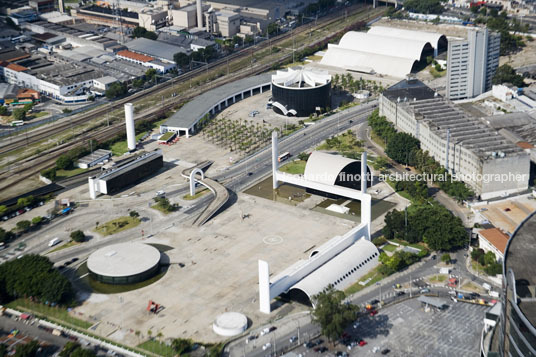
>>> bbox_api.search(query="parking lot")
[293,298,486,356]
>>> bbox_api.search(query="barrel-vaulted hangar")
[304,151,372,194]
[320,26,447,78]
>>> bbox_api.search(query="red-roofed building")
[17,89,40,104]
[477,227,511,262]
[116,50,154,64]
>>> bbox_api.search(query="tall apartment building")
[380,78,530,200]
[447,28,500,100]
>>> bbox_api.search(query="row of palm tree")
[201,116,273,155]
[332,73,384,95]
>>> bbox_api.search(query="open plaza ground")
[73,194,357,344]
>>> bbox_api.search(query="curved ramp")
[181,161,229,226]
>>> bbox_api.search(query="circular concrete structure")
[212,312,248,336]
[87,243,161,285]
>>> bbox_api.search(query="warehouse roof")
[125,38,187,62]
[162,73,272,131]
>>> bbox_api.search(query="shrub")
[372,236,388,246]
[70,230,85,243]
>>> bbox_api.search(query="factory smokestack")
[196,0,203,28]
[125,103,136,152]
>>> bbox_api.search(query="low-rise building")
[116,49,175,73]
[91,75,118,95]
[125,37,186,63]
[0,83,19,105]
[380,78,530,199]
[205,9,240,37]
[477,227,511,262]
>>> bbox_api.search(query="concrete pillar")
[233,96,236,103]
[259,260,271,314]
[373,0,377,8]
[362,194,372,240]
[196,0,203,28]
[361,151,368,193]
[186,129,190,138]
[88,177,96,200]
[260,86,263,94]
[125,103,136,152]
[217,103,221,111]
[250,89,253,96]
[272,131,279,189]
[241,92,244,100]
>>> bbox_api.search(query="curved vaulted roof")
[320,28,445,78]
[368,26,447,52]
[304,151,359,186]
[337,31,433,61]
[290,238,379,303]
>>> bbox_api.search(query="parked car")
[262,343,271,351]
[420,288,430,294]
[370,310,378,316]
[359,340,367,347]
[289,336,298,343]
[381,348,391,354]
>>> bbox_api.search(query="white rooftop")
[87,242,160,278]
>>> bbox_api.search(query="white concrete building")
[320,27,447,78]
[380,78,530,199]
[447,28,500,100]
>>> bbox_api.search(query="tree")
[14,340,39,357]
[471,248,485,261]
[132,26,157,40]
[174,52,190,69]
[441,253,451,264]
[385,133,420,165]
[267,22,280,36]
[311,286,357,342]
[298,152,310,161]
[492,64,525,87]
[31,216,43,226]
[0,228,14,244]
[16,220,31,232]
[403,0,444,14]
[23,103,33,113]
[484,251,497,265]
[129,210,139,218]
[70,230,85,243]
[56,155,73,170]
[13,108,26,121]
[0,106,8,116]
[171,338,192,354]
[105,82,127,99]
[145,68,157,83]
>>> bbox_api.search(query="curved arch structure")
[290,238,379,306]
[304,151,372,190]
[320,28,445,78]
[189,167,205,197]
[367,26,448,56]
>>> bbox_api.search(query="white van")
[48,238,61,247]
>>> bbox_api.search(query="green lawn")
[95,216,140,236]
[345,266,387,296]
[382,244,397,252]
[56,167,87,180]
[47,240,79,254]
[110,132,147,156]
[183,188,209,200]
[159,131,175,141]
[316,131,362,152]
[7,299,92,329]
[429,66,447,78]
[29,111,50,119]
[428,274,447,283]
[137,340,176,357]
[279,160,306,175]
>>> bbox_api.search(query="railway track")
[0,5,382,196]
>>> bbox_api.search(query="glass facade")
[89,263,160,285]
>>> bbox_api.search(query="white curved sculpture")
[189,168,205,196]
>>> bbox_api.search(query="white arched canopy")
[289,238,379,305]
[320,28,444,78]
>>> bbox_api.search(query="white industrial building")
[380,78,530,199]
[447,28,500,100]
[320,26,447,78]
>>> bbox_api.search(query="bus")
[278,152,291,162]
[11,121,24,127]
